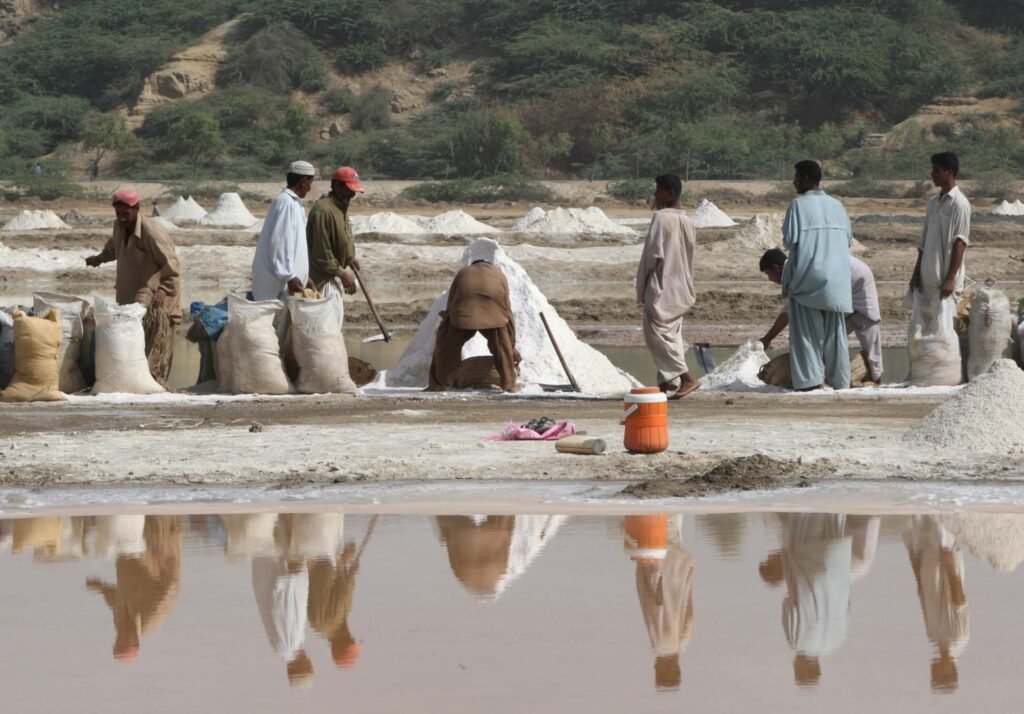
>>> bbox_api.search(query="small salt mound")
[690,199,737,228]
[906,359,1024,453]
[938,514,1024,573]
[701,340,773,391]
[512,207,635,235]
[375,237,640,395]
[149,217,179,233]
[2,209,70,231]
[716,213,784,252]
[993,200,1024,216]
[353,211,425,235]
[162,196,208,223]
[199,193,257,228]
[426,210,499,235]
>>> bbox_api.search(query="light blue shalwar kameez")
[782,190,853,390]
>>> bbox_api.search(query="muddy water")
[1,509,1021,712]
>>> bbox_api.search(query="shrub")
[163,182,264,202]
[350,86,392,131]
[14,162,84,201]
[321,87,356,115]
[400,174,554,203]
[830,179,903,198]
[218,23,327,94]
[450,110,528,176]
[607,178,653,202]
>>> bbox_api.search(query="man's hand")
[339,271,357,295]
[151,289,166,307]
[287,277,304,295]
[940,277,956,300]
[85,255,103,268]
[909,270,922,292]
[349,257,361,271]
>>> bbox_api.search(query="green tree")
[168,113,224,180]
[537,132,573,176]
[450,110,527,177]
[79,113,135,178]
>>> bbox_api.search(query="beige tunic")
[97,214,182,323]
[446,262,513,330]
[636,209,696,322]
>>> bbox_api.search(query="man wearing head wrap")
[85,189,182,383]
[252,161,317,300]
[307,166,365,297]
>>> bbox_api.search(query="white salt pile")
[938,514,1024,573]
[373,237,640,395]
[199,193,257,228]
[249,218,264,233]
[162,196,207,223]
[715,213,784,252]
[2,209,71,231]
[426,210,499,235]
[700,341,773,392]
[353,211,425,235]
[906,359,1024,453]
[992,199,1024,216]
[690,199,737,228]
[513,206,635,235]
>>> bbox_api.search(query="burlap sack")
[1,309,65,402]
[92,297,165,395]
[217,294,292,394]
[759,351,874,389]
[348,357,377,387]
[33,291,88,393]
[455,355,503,389]
[287,293,357,395]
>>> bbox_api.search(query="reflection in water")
[435,515,565,600]
[695,513,747,560]
[624,516,694,691]
[759,514,880,687]
[903,516,970,693]
[86,516,181,662]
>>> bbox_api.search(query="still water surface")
[1,510,1019,712]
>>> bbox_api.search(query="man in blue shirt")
[781,161,853,390]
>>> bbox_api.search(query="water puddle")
[2,506,1022,711]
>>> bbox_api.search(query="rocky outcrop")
[0,0,40,42]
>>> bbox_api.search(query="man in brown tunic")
[426,259,520,392]
[307,166,364,296]
[86,189,182,383]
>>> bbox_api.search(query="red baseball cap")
[331,166,364,193]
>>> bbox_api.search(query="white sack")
[92,296,165,395]
[287,292,357,395]
[34,291,88,393]
[909,294,962,387]
[218,293,292,394]
[967,287,1013,381]
[0,310,13,390]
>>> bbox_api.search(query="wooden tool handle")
[351,266,391,342]
[540,312,580,392]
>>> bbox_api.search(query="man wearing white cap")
[252,161,317,300]
[307,166,365,297]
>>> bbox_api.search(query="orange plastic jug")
[623,515,669,563]
[622,387,668,454]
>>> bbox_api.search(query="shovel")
[348,265,391,343]
[540,312,581,393]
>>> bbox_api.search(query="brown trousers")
[428,319,517,391]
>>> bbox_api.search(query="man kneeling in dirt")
[759,249,883,385]
[426,259,521,392]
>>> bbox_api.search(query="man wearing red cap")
[307,166,364,297]
[86,189,182,383]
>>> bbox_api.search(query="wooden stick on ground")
[540,311,581,392]
[351,265,391,342]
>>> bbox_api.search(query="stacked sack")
[33,292,90,393]
[217,292,357,395]
[1,309,65,402]
[92,296,165,395]
[966,287,1014,381]
[908,294,962,387]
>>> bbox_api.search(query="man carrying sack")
[86,189,182,385]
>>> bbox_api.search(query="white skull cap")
[288,160,316,176]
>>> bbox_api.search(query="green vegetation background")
[2,0,1024,188]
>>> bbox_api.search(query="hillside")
[1,0,1023,186]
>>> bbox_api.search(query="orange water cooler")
[622,387,669,453]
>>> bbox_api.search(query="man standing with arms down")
[307,166,364,298]
[781,160,853,391]
[426,257,520,393]
[759,249,884,385]
[637,174,699,399]
[85,189,182,384]
[252,160,317,300]
[909,152,970,336]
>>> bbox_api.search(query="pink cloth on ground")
[486,421,577,442]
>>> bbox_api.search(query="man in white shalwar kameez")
[251,160,317,300]
[636,174,699,398]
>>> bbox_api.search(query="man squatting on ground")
[252,160,318,301]
[426,258,521,393]
[307,167,365,299]
[909,152,970,337]
[85,189,182,384]
[759,249,884,384]
[780,160,854,391]
[637,173,700,399]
